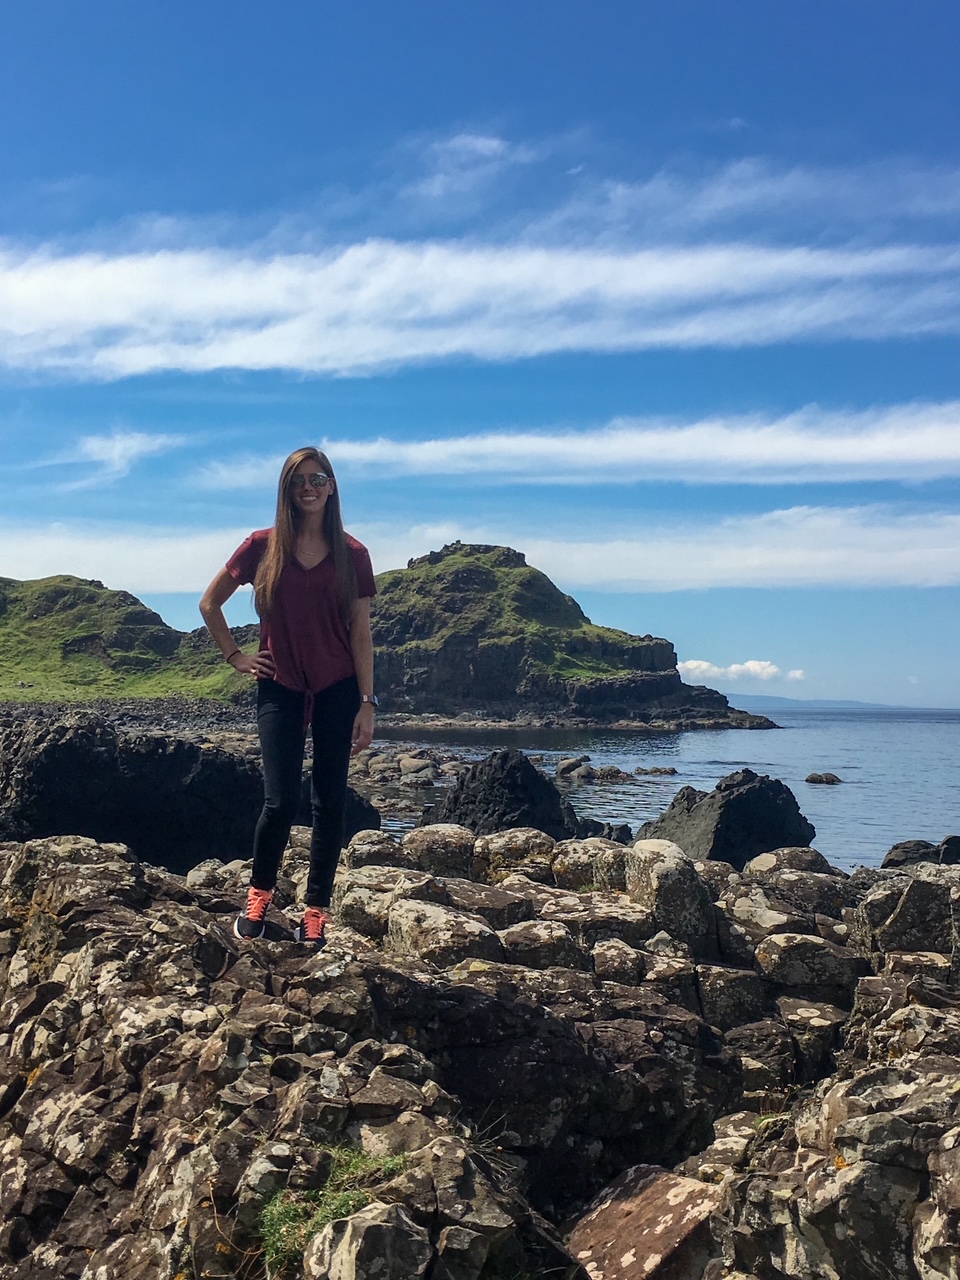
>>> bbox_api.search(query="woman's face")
[289,458,335,518]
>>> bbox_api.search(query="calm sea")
[379,707,960,872]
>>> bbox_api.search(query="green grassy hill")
[372,542,676,685]
[0,575,244,701]
[369,542,711,718]
[0,548,741,723]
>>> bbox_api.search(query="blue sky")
[1,1,959,705]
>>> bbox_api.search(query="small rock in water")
[805,771,842,784]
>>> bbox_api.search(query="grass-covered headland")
[0,545,758,724]
[0,574,245,702]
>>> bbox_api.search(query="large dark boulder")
[636,768,815,872]
[423,747,628,843]
[0,714,377,874]
[882,835,960,869]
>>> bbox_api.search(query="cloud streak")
[3,505,959,594]
[66,430,186,483]
[538,158,960,244]
[197,401,960,487]
[0,235,958,379]
[678,659,806,682]
[521,506,960,590]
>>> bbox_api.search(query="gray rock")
[882,837,938,868]
[696,964,765,1032]
[304,1200,433,1280]
[472,827,556,884]
[725,1018,796,1108]
[743,846,835,876]
[852,871,956,959]
[755,932,871,1006]
[345,829,418,871]
[387,900,504,967]
[552,837,627,892]
[591,939,646,985]
[712,979,960,1280]
[426,749,584,842]
[537,894,657,951]
[497,920,590,971]
[626,841,718,959]
[441,878,533,931]
[636,768,815,872]
[776,997,847,1082]
[402,824,476,879]
[719,882,816,942]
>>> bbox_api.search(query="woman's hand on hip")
[351,703,375,755]
[230,649,276,679]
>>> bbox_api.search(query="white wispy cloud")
[0,236,958,379]
[404,132,540,200]
[195,401,960,488]
[533,157,960,244]
[0,521,461,594]
[61,430,186,483]
[2,505,958,594]
[678,659,806,682]
[520,506,960,590]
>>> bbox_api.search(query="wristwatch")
[360,694,379,707]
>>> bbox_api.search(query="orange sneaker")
[297,907,329,949]
[234,886,273,940]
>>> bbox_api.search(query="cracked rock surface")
[0,796,958,1279]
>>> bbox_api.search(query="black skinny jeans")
[251,675,360,907]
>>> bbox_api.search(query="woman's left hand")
[351,703,375,755]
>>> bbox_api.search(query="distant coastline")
[731,694,904,710]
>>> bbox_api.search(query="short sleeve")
[351,540,377,598]
[225,530,269,585]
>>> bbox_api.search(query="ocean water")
[378,707,960,872]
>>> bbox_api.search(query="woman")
[200,446,377,949]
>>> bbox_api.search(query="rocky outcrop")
[559,853,960,1280]
[3,760,960,1280]
[0,714,377,872]
[568,1164,721,1280]
[881,833,960,868]
[706,973,960,1280]
[636,768,817,871]
[370,542,772,726]
[425,747,632,843]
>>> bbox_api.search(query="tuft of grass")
[260,1146,406,1274]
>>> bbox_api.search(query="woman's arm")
[199,568,275,679]
[349,595,375,754]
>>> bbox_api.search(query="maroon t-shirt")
[226,529,376,695]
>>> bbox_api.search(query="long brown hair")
[254,447,358,624]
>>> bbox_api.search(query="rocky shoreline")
[0,694,778,736]
[2,709,958,1279]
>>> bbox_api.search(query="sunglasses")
[290,472,331,489]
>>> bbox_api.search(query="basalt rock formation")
[1,764,959,1278]
[636,768,817,872]
[423,747,633,844]
[0,712,378,872]
[370,543,770,725]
